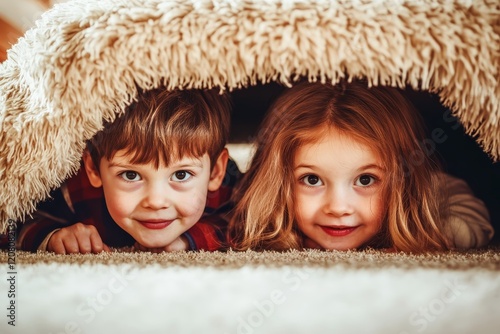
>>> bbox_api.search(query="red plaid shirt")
[12,159,240,252]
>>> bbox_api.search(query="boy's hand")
[47,223,110,254]
[133,236,189,253]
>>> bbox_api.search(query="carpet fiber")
[1,248,499,333]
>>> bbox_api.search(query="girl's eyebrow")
[357,163,385,172]
[294,163,385,172]
[293,164,316,170]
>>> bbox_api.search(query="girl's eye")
[171,170,192,182]
[120,171,141,182]
[355,174,376,187]
[301,174,323,187]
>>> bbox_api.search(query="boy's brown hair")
[87,87,231,170]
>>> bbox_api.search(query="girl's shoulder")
[434,172,494,249]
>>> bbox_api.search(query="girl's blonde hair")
[229,80,450,253]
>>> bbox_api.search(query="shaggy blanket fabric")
[1,248,499,333]
[0,0,499,231]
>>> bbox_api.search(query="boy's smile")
[85,149,219,248]
[137,220,174,230]
[293,127,386,250]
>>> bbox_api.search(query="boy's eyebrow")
[108,160,205,169]
[172,160,204,169]
[107,161,135,168]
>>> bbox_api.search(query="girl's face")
[293,128,386,250]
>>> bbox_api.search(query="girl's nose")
[323,186,354,217]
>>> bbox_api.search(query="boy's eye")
[171,170,192,182]
[120,171,141,182]
[301,174,323,187]
[355,174,376,187]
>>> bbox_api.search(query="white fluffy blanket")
[0,0,499,231]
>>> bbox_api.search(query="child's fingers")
[48,223,106,254]
[88,231,109,253]
[47,237,67,255]
[61,234,81,254]
[76,234,94,254]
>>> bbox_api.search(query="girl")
[228,80,494,253]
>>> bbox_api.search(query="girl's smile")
[320,225,359,237]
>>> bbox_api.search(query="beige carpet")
[2,248,500,270]
[1,248,499,334]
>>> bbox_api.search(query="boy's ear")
[83,150,103,188]
[208,148,229,192]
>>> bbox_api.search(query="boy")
[17,87,240,254]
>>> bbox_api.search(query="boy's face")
[84,149,226,248]
[293,128,386,251]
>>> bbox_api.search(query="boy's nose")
[143,185,170,209]
[323,186,354,217]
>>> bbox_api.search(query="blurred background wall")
[0,0,66,62]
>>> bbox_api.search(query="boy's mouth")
[320,225,358,237]
[138,220,174,230]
